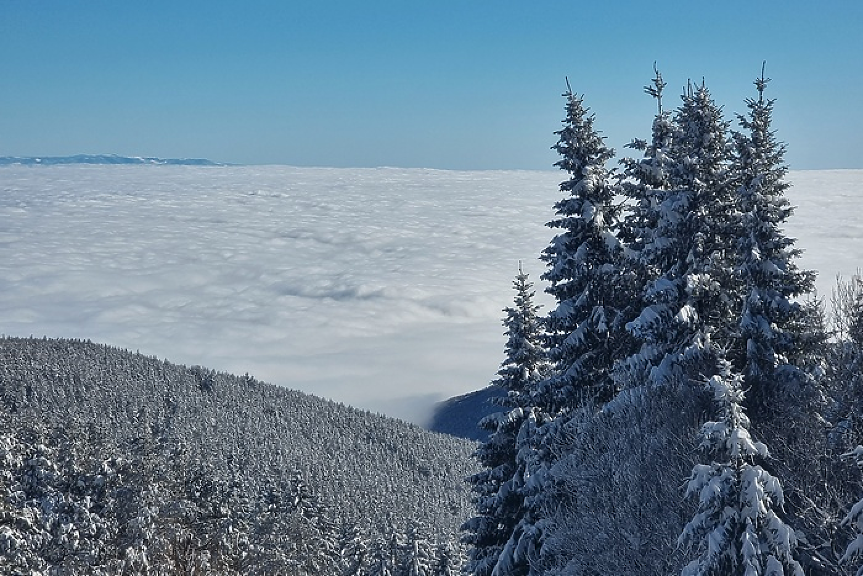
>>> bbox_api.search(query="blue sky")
[1,1,861,169]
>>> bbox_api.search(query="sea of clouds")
[0,165,860,424]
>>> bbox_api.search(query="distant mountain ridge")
[0,153,222,166]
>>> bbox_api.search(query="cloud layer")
[0,166,859,424]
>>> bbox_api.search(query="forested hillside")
[0,337,476,575]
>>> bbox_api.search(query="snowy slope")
[0,336,476,536]
[0,336,477,573]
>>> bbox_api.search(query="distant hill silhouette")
[427,385,505,441]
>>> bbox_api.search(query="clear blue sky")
[1,1,861,169]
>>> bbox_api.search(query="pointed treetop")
[755,61,771,103]
[565,76,573,96]
[643,63,667,114]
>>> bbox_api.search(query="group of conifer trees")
[463,67,863,575]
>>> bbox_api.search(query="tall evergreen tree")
[730,65,817,418]
[462,266,548,576]
[620,81,737,393]
[433,539,464,576]
[614,65,676,392]
[540,80,629,411]
[503,82,638,576]
[728,72,829,573]
[405,522,434,576]
[496,265,549,412]
[368,534,398,576]
[513,71,823,576]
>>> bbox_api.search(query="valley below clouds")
[1,165,860,424]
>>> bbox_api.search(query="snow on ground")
[0,165,859,424]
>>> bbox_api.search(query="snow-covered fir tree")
[730,65,817,419]
[478,83,632,575]
[405,522,435,576]
[613,64,676,388]
[338,521,370,576]
[602,85,741,573]
[492,406,552,576]
[538,72,703,576]
[680,359,803,576]
[368,535,398,576]
[620,81,737,393]
[522,82,642,576]
[498,268,554,576]
[496,265,549,412]
[541,81,630,410]
[433,539,464,576]
[462,265,549,576]
[510,70,838,576]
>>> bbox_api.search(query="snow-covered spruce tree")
[496,264,549,413]
[540,81,630,411]
[497,268,552,576]
[613,65,675,391]
[729,70,835,573]
[405,521,435,576]
[606,81,753,574]
[462,266,549,576]
[619,81,738,394]
[337,521,369,576]
[511,82,635,576]
[730,66,817,422]
[368,535,397,576]
[680,359,803,576]
[433,539,464,576]
[537,71,700,576]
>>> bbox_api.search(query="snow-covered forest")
[463,71,863,576]
[0,337,475,574]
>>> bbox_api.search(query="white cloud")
[783,170,863,297]
[0,165,859,424]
